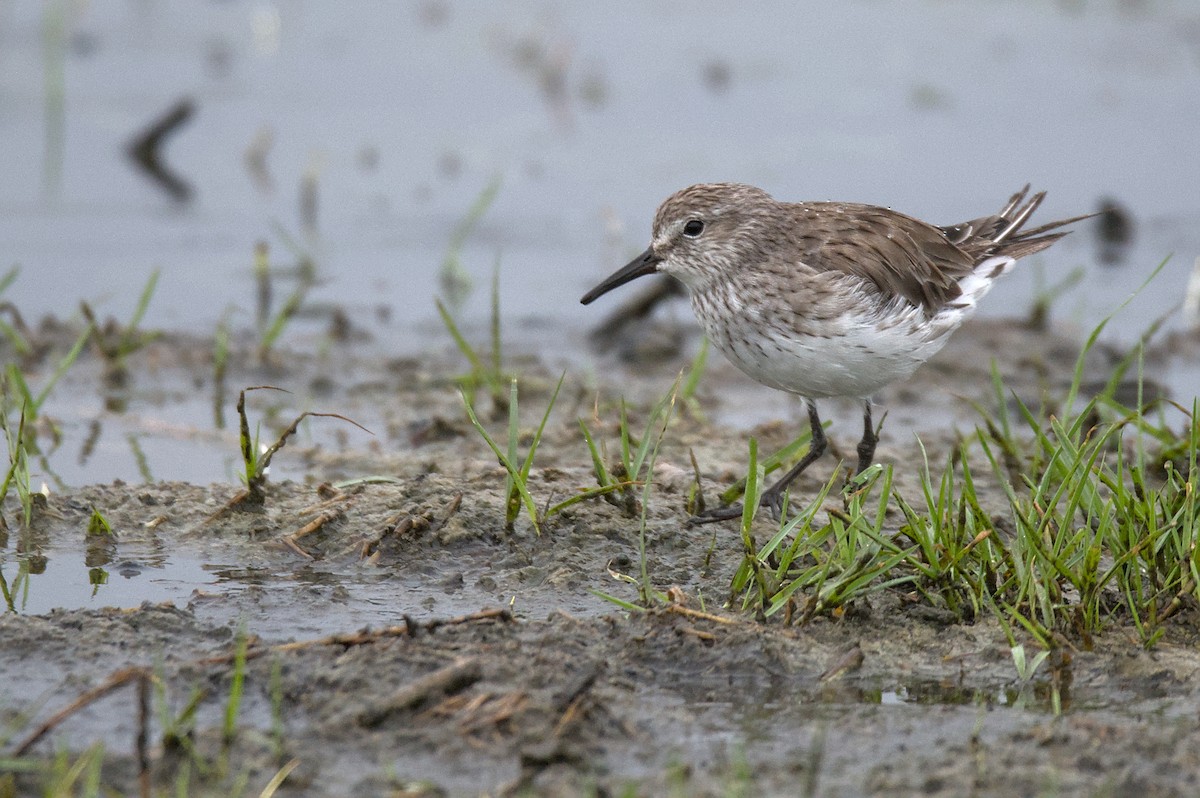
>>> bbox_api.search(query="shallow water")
[2,0,1197,342]
[2,550,216,616]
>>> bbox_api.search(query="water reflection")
[0,535,213,616]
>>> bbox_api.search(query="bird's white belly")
[699,302,954,399]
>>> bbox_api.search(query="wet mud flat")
[3,317,1200,797]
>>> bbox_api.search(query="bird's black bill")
[580,247,662,305]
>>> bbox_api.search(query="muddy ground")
[3,314,1200,797]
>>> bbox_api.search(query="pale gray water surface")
[2,0,1197,340]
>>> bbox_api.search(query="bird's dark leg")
[759,400,827,517]
[690,400,827,525]
[856,399,878,474]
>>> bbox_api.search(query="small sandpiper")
[581,183,1090,523]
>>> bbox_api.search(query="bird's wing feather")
[783,188,1089,315]
[785,202,976,313]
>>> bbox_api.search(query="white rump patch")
[953,255,1016,310]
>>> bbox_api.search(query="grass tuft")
[587,376,682,607]
[80,268,160,385]
[722,260,1198,676]
[232,386,371,506]
[460,374,627,535]
[437,261,511,417]
[461,375,562,535]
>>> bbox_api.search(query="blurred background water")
[2,0,1197,345]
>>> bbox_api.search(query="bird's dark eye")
[682,219,705,238]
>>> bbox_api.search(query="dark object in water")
[1095,197,1134,265]
[127,98,195,202]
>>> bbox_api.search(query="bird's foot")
[686,489,788,526]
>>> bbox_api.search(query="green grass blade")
[435,298,485,375]
[579,418,613,487]
[259,285,305,354]
[545,482,637,517]
[4,364,34,411]
[720,424,819,504]
[33,322,92,412]
[518,372,566,483]
[505,378,519,519]
[740,437,762,535]
[123,268,160,342]
[491,259,503,379]
[590,589,648,613]
[1064,255,1170,413]
[619,400,633,474]
[0,265,18,295]
[223,629,249,744]
[461,388,541,534]
[440,175,502,309]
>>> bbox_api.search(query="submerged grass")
[80,268,161,383]
[0,265,31,355]
[4,322,91,435]
[256,227,321,362]
[0,397,32,529]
